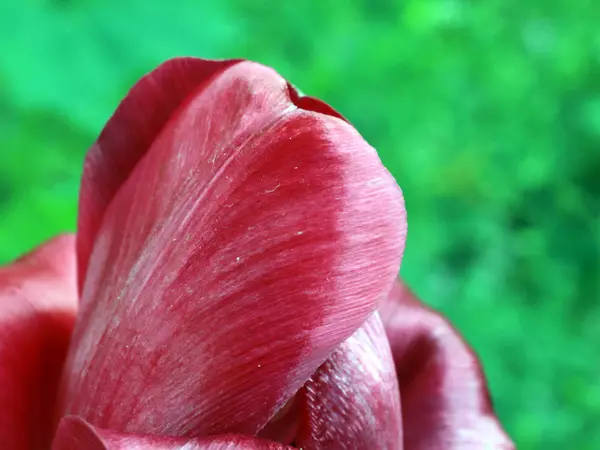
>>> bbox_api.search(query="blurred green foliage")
[1,1,598,448]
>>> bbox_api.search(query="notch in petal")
[0,236,78,450]
[295,312,403,449]
[52,416,293,450]
[380,280,514,450]
[286,83,347,121]
[59,61,406,438]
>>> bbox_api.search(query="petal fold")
[59,60,407,439]
[0,236,78,450]
[52,416,293,450]
[380,280,514,449]
[294,312,403,449]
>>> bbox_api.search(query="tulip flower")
[0,58,514,449]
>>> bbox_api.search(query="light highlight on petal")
[295,312,403,449]
[52,416,293,450]
[77,58,240,291]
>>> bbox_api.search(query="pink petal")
[380,280,514,449]
[59,60,407,438]
[77,58,349,294]
[0,235,78,450]
[53,416,294,450]
[295,312,403,449]
[77,58,241,292]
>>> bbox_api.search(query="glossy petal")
[53,417,293,450]
[380,280,514,449]
[77,57,241,291]
[59,60,407,438]
[77,58,348,292]
[0,236,78,450]
[295,312,403,449]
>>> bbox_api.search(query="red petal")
[59,60,406,438]
[53,416,293,450]
[294,312,402,449]
[0,236,78,450]
[77,57,241,292]
[380,280,514,449]
[286,83,347,121]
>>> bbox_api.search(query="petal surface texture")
[59,59,407,438]
[53,417,293,450]
[295,312,403,449]
[380,280,515,449]
[0,236,78,450]
[77,58,240,291]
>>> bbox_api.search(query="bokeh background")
[1,1,598,448]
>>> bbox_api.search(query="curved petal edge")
[380,280,515,450]
[77,57,241,291]
[295,312,403,449]
[0,235,78,450]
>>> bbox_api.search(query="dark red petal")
[0,236,78,450]
[53,417,294,450]
[380,280,514,449]
[59,61,406,438]
[286,83,347,121]
[294,312,403,449]
[77,57,241,292]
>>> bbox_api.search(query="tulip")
[0,58,514,449]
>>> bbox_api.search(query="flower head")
[0,58,513,449]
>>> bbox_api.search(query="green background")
[1,1,598,448]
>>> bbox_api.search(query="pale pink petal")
[0,236,78,450]
[380,280,514,449]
